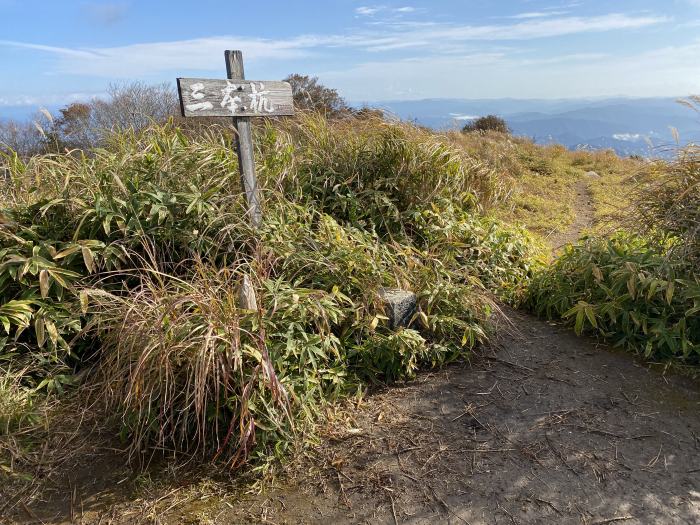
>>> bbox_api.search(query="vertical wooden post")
[225,50,263,229]
[225,50,260,311]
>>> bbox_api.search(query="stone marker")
[378,288,417,328]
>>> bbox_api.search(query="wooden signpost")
[176,51,294,309]
[176,50,294,229]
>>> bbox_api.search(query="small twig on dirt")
[429,485,470,524]
[497,502,518,524]
[569,424,625,439]
[452,410,472,422]
[461,448,515,453]
[545,374,575,385]
[545,432,579,476]
[20,502,42,523]
[476,381,498,395]
[69,480,77,523]
[337,471,352,509]
[420,442,448,469]
[620,390,640,406]
[645,445,663,469]
[396,446,422,454]
[590,516,634,525]
[338,469,354,483]
[530,495,560,514]
[690,430,699,450]
[659,429,683,443]
[389,494,399,525]
[484,355,534,373]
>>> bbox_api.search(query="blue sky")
[1,0,700,109]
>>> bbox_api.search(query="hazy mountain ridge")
[4,97,699,158]
[367,97,700,158]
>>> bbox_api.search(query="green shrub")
[0,116,537,467]
[527,234,699,362]
[462,115,510,134]
[634,145,699,264]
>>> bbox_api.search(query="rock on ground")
[378,288,416,328]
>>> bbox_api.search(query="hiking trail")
[548,179,595,251]
[7,175,700,525]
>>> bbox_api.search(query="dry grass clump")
[0,113,538,470]
[528,143,700,363]
[634,144,700,263]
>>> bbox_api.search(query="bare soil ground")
[548,179,595,250]
[5,309,698,524]
[209,309,700,525]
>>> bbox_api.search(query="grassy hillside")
[527,145,699,366]
[0,110,696,496]
[0,114,537,470]
[442,130,644,241]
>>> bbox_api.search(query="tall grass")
[527,144,700,363]
[0,113,537,467]
[634,144,700,263]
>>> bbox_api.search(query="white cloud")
[0,40,98,59]
[414,14,669,41]
[0,92,103,107]
[0,12,670,79]
[320,41,700,100]
[356,5,418,17]
[0,36,322,77]
[0,9,675,105]
[613,133,644,141]
[450,114,479,120]
[355,6,381,16]
[508,11,567,19]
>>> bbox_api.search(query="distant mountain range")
[3,97,699,158]
[364,97,700,158]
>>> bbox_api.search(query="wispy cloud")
[0,40,99,59]
[507,11,567,19]
[0,91,103,107]
[415,14,669,41]
[0,13,671,78]
[355,5,419,17]
[355,6,381,16]
[321,40,700,100]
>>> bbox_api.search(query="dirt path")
[6,174,698,524]
[5,311,699,524]
[548,179,595,251]
[205,310,698,525]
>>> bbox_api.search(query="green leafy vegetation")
[1,77,697,488]
[0,113,538,467]
[528,234,699,362]
[527,145,699,364]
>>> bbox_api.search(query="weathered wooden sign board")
[176,50,294,230]
[177,78,294,117]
